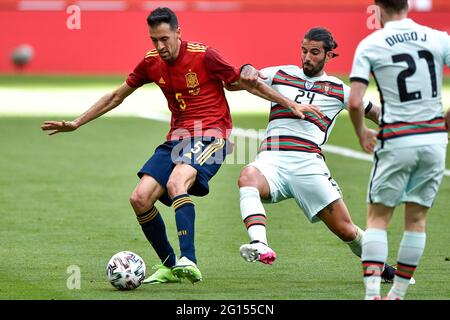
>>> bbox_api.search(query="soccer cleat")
[239,241,277,265]
[142,264,181,285]
[171,257,203,284]
[381,264,416,285]
[381,264,415,285]
[381,264,396,283]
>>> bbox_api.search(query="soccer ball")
[106,251,146,290]
[11,44,34,68]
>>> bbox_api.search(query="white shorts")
[368,144,447,207]
[248,151,342,223]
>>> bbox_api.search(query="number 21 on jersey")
[392,50,437,102]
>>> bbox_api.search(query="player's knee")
[238,167,257,188]
[335,223,357,242]
[129,190,149,213]
[166,178,184,198]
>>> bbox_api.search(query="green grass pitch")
[0,113,449,300]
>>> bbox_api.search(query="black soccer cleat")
[381,264,416,285]
[381,264,396,283]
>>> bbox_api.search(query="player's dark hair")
[375,0,409,13]
[304,27,339,58]
[147,7,179,29]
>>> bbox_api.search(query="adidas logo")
[158,77,166,85]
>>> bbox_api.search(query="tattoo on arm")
[365,105,380,125]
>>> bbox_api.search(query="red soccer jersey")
[126,40,240,140]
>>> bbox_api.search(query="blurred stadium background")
[1,0,449,74]
[1,0,449,300]
[1,0,449,115]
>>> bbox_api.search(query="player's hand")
[239,65,267,88]
[290,103,323,120]
[40,120,78,135]
[256,70,268,80]
[358,127,377,154]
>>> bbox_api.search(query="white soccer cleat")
[239,242,277,265]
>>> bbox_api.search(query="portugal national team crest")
[323,84,330,95]
[305,81,314,90]
[185,70,199,88]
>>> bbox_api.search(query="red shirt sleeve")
[126,58,153,88]
[204,47,240,84]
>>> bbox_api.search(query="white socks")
[240,187,268,245]
[361,228,388,300]
[362,229,426,300]
[386,231,426,300]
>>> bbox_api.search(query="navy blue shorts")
[138,137,229,207]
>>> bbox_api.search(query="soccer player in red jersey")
[41,7,322,284]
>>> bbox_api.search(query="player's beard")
[158,50,172,61]
[303,57,326,78]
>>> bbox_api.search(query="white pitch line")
[2,85,448,176]
[138,112,450,177]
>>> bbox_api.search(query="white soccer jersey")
[350,18,449,149]
[259,65,372,153]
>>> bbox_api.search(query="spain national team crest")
[305,81,314,90]
[185,70,199,88]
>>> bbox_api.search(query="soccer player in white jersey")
[232,27,398,282]
[348,0,450,300]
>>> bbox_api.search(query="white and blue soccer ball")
[106,251,146,290]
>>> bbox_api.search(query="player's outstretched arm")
[238,65,323,119]
[41,82,136,135]
[242,79,323,119]
[223,82,242,91]
[224,64,266,91]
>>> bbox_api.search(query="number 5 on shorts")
[191,141,205,154]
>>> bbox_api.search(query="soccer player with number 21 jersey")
[349,0,450,300]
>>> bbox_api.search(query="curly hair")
[304,27,339,58]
